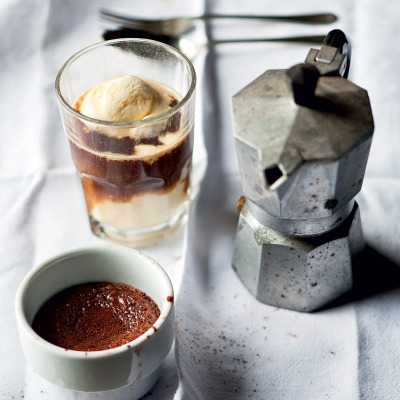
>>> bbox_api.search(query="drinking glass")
[55,39,196,247]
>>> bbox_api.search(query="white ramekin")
[15,244,174,398]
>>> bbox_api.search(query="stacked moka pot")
[231,30,374,312]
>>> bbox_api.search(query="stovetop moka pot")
[231,30,374,312]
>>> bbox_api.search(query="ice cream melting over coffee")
[68,74,192,243]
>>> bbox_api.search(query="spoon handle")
[208,35,326,46]
[198,13,337,24]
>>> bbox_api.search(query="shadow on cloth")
[322,244,400,311]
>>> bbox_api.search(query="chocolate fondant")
[32,282,161,351]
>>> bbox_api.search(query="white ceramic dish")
[15,244,174,398]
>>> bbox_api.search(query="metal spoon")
[100,9,337,36]
[103,28,325,61]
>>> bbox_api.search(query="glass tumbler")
[55,39,196,247]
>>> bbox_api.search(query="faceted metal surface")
[232,70,374,220]
[246,198,355,236]
[231,31,373,312]
[232,201,364,312]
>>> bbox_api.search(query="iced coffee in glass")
[55,39,196,246]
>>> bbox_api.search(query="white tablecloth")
[2,0,400,399]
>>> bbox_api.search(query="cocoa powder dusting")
[32,282,160,351]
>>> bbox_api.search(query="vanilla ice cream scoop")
[78,75,155,122]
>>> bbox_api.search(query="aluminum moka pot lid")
[232,29,374,190]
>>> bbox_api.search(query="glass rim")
[55,38,197,127]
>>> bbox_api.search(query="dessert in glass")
[55,39,196,247]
